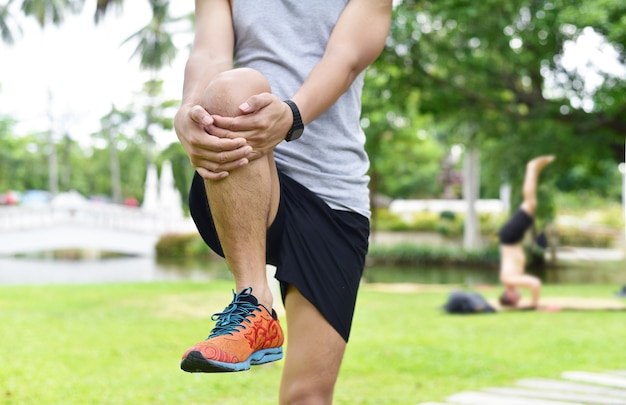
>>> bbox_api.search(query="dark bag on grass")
[443,290,496,314]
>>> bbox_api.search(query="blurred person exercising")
[498,155,555,309]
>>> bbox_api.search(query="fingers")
[189,104,213,126]
[205,117,240,139]
[195,152,250,180]
[177,104,257,179]
[195,166,228,180]
[188,142,253,180]
[239,92,273,113]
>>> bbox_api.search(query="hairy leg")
[201,68,279,309]
[280,286,346,405]
[204,157,279,308]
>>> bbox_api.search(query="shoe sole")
[180,347,283,373]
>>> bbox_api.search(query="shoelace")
[208,289,260,338]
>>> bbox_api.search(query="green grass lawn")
[1,280,625,404]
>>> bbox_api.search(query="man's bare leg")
[280,286,346,405]
[520,155,555,216]
[180,68,283,374]
[201,68,279,310]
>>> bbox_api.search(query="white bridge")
[0,162,200,258]
[0,197,197,258]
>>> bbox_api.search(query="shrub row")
[366,242,500,268]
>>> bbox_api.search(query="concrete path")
[418,370,626,405]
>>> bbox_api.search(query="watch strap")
[283,99,304,142]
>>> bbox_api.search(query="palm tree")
[2,0,184,72]
[94,0,123,23]
[122,0,178,72]
[93,105,132,204]
[20,0,83,27]
[0,0,22,44]
[134,78,177,165]
[2,0,188,200]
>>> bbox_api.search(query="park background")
[1,1,626,404]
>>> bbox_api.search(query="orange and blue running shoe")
[180,287,284,373]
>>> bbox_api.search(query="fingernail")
[239,102,250,112]
[202,115,212,125]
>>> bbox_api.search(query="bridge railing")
[0,203,195,235]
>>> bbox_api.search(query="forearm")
[180,0,234,109]
[180,53,232,108]
[292,53,362,125]
[530,283,541,307]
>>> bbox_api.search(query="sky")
[1,4,625,150]
[0,1,193,148]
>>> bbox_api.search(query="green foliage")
[0,77,182,204]
[122,1,181,71]
[374,208,504,239]
[157,141,192,214]
[2,0,626,212]
[155,232,213,259]
[372,207,413,231]
[19,0,83,27]
[0,124,50,191]
[374,208,444,232]
[367,243,500,268]
[371,0,626,201]
[556,227,617,248]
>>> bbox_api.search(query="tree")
[374,0,625,207]
[0,0,22,44]
[0,120,50,192]
[18,0,83,27]
[131,79,177,165]
[92,105,132,203]
[1,0,187,202]
[121,0,179,72]
[2,0,186,72]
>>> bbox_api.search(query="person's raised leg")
[521,155,555,216]
[181,68,283,373]
[279,286,346,405]
[201,68,278,310]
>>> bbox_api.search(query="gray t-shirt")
[232,1,371,219]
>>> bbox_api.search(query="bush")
[556,227,618,248]
[155,232,212,258]
[367,242,500,268]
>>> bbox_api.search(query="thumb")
[190,104,213,126]
[238,93,272,114]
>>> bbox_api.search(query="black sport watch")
[283,100,304,142]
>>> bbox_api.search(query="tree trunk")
[463,148,480,250]
[109,131,122,204]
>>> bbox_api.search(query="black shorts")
[498,208,533,245]
[188,171,370,342]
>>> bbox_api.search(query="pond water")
[0,256,231,285]
[1,256,625,286]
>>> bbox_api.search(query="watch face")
[288,127,304,141]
